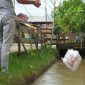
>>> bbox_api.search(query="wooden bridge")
[54,32,85,50]
[52,32,85,57]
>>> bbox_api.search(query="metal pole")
[52,0,56,42]
[45,5,48,29]
[45,5,48,44]
[53,0,56,29]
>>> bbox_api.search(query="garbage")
[61,49,82,71]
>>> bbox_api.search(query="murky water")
[31,59,85,85]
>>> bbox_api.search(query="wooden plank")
[41,28,52,30]
[56,42,85,50]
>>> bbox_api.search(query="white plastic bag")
[61,49,82,71]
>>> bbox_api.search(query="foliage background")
[52,0,85,33]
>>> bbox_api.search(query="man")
[0,0,16,72]
[0,0,41,73]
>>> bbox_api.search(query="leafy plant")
[52,0,85,32]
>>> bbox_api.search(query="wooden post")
[33,28,39,50]
[80,32,82,50]
[21,42,27,53]
[17,23,21,53]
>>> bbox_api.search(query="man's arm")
[17,0,41,7]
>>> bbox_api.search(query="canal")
[30,59,85,85]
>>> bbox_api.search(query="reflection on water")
[31,59,85,85]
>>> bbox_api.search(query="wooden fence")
[14,22,53,53]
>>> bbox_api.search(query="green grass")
[0,46,57,85]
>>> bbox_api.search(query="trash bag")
[61,49,82,71]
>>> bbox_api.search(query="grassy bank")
[0,46,57,85]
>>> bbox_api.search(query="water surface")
[31,59,85,85]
